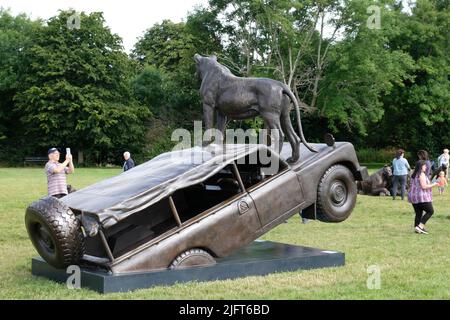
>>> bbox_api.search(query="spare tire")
[25,196,84,268]
[316,165,357,223]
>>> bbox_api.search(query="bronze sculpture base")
[31,240,345,294]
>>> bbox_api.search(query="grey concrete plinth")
[31,240,345,294]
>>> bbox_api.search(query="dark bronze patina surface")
[26,141,367,273]
[194,54,317,163]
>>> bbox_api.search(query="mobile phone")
[66,147,71,155]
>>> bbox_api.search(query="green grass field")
[0,166,449,299]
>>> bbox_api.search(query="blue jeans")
[392,175,407,199]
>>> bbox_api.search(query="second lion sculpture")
[194,54,317,163]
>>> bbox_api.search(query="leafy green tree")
[206,0,262,76]
[132,20,196,73]
[132,0,449,154]
[0,9,41,146]
[185,7,224,56]
[132,16,222,129]
[202,0,416,139]
[14,10,150,164]
[372,0,450,156]
[131,66,166,115]
[314,0,415,136]
[3,1,446,164]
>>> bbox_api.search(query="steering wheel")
[216,178,239,189]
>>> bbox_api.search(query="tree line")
[0,0,448,165]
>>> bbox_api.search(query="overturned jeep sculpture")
[25,142,368,273]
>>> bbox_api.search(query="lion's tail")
[282,86,318,153]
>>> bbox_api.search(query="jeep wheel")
[169,248,216,270]
[25,196,84,268]
[316,165,357,223]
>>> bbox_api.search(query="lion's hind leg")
[261,113,284,156]
[281,108,300,163]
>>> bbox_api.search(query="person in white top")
[437,148,449,179]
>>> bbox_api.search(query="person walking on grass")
[392,149,411,200]
[417,150,431,177]
[436,171,448,195]
[408,160,438,234]
[123,151,135,172]
[438,148,449,179]
[45,148,74,198]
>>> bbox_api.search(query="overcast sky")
[0,0,209,52]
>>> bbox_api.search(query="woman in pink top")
[408,160,438,234]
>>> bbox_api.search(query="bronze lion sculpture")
[194,54,317,163]
[357,165,393,196]
[357,165,412,196]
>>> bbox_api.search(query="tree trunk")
[78,150,84,164]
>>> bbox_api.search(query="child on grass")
[436,171,448,195]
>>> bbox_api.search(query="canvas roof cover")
[61,144,282,228]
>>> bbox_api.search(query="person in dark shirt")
[123,151,135,171]
[417,150,431,177]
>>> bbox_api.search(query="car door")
[248,169,305,227]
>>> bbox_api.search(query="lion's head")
[383,164,393,177]
[194,54,231,79]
